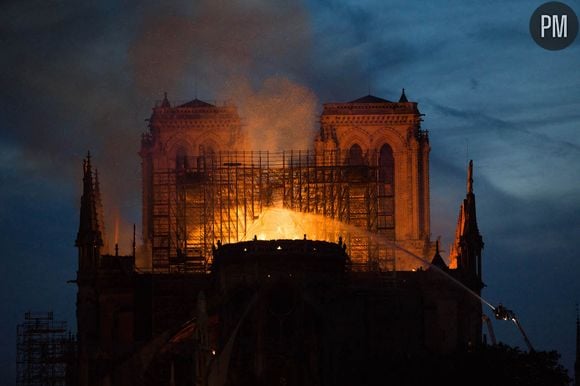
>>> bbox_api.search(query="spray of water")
[388,241,495,311]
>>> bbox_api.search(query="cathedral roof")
[178,98,215,108]
[348,94,392,104]
[431,253,448,270]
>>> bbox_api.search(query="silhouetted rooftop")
[348,95,392,103]
[430,253,448,270]
[178,98,215,108]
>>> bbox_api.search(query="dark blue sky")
[1,0,579,383]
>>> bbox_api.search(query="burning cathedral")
[74,91,484,386]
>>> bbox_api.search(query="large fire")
[218,207,426,270]
[242,207,352,242]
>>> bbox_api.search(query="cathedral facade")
[139,91,432,273]
[73,92,484,386]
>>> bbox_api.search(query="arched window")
[378,143,395,241]
[348,144,364,165]
[175,146,188,170]
[204,146,215,160]
[378,144,394,184]
[197,145,216,171]
[204,146,215,168]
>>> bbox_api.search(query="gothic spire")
[463,160,479,235]
[449,160,484,285]
[76,152,103,270]
[467,160,473,194]
[399,88,408,103]
[94,169,108,254]
[77,152,99,237]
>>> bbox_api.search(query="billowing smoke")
[223,76,317,151]
[1,0,338,252]
[129,0,318,152]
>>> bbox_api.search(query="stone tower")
[140,94,244,270]
[314,91,432,267]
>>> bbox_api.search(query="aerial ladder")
[483,305,534,352]
[389,241,536,352]
[491,303,535,352]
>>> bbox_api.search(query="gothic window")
[198,145,216,171]
[204,146,215,160]
[378,143,395,239]
[379,144,394,184]
[204,146,215,169]
[348,144,364,165]
[175,146,188,170]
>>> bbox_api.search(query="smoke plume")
[222,76,317,151]
[130,0,318,152]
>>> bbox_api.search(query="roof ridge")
[348,94,392,103]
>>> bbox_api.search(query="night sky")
[1,0,579,383]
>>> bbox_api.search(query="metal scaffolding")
[150,150,395,275]
[16,312,74,386]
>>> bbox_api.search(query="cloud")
[430,102,580,153]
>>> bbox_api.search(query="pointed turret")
[467,159,474,194]
[430,239,448,270]
[161,91,170,108]
[75,152,103,272]
[449,160,484,287]
[399,88,408,103]
[94,169,109,255]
